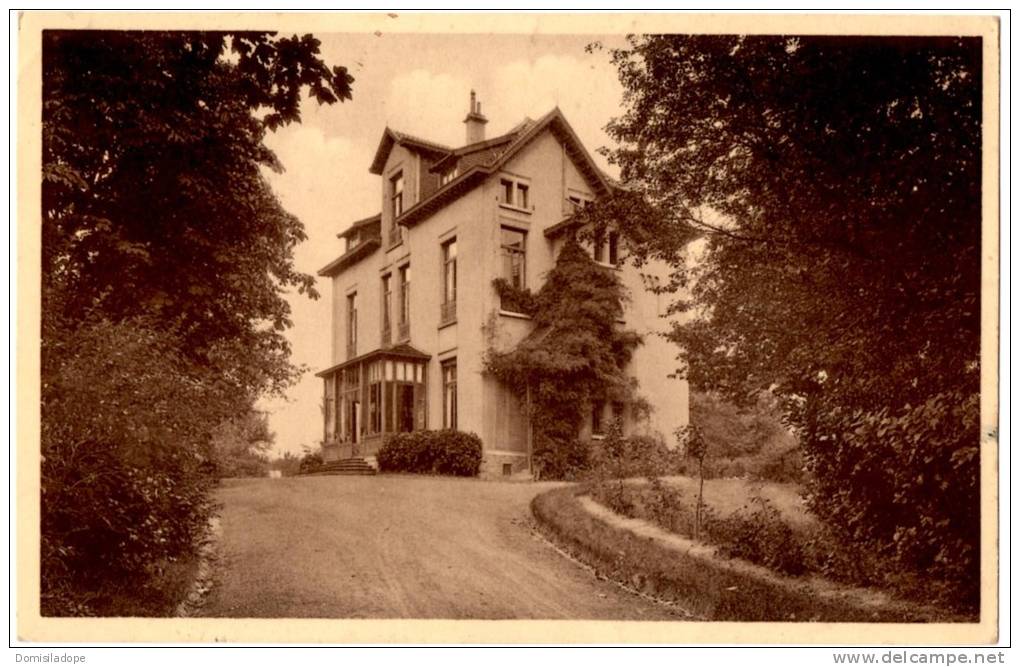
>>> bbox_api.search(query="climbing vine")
[484,237,643,479]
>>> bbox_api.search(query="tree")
[41,31,352,614]
[485,238,643,478]
[43,31,352,397]
[596,35,981,606]
[211,409,275,478]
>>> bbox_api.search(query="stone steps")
[308,457,377,476]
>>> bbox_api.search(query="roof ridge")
[389,128,453,152]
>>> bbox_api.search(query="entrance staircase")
[311,457,377,476]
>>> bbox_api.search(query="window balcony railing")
[397,321,410,341]
[346,342,357,359]
[440,300,457,326]
[388,226,403,247]
[381,325,391,347]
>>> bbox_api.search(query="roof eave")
[317,237,381,277]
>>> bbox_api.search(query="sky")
[258,32,631,455]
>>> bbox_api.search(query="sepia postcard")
[15,11,1002,645]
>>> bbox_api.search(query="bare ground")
[198,475,679,619]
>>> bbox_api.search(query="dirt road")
[199,475,677,619]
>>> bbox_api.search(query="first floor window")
[441,238,457,324]
[593,228,606,264]
[500,227,527,291]
[346,292,358,355]
[381,274,392,342]
[398,264,411,339]
[591,400,605,437]
[608,230,620,266]
[442,359,457,429]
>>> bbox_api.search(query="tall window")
[398,264,411,340]
[389,172,404,245]
[324,376,336,441]
[591,400,606,437]
[442,359,457,429]
[367,362,381,434]
[500,227,527,291]
[346,292,358,357]
[441,238,457,324]
[390,172,404,218]
[608,230,620,266]
[593,228,606,264]
[381,274,392,344]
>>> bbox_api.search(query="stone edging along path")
[532,486,964,622]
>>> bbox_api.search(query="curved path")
[199,475,677,619]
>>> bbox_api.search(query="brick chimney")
[463,90,488,145]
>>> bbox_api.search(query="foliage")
[492,278,539,316]
[377,430,483,477]
[268,451,303,477]
[485,238,643,479]
[211,410,273,478]
[41,30,352,614]
[43,31,353,396]
[712,496,807,576]
[298,451,325,474]
[596,35,981,603]
[534,487,951,621]
[689,391,804,483]
[41,317,221,615]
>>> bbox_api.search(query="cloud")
[488,53,624,175]
[381,69,473,147]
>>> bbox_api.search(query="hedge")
[377,430,483,477]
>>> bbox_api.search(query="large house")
[316,93,689,475]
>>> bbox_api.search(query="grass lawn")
[659,475,815,529]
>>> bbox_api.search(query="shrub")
[710,496,807,576]
[377,430,482,477]
[432,430,484,476]
[535,437,590,480]
[298,451,324,474]
[41,318,225,616]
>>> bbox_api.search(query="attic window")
[440,166,458,186]
[499,177,531,211]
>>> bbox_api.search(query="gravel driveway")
[199,475,676,619]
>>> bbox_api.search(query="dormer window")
[440,166,458,186]
[500,176,531,211]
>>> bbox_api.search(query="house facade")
[316,93,689,475]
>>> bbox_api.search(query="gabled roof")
[428,118,535,174]
[369,128,452,175]
[395,107,613,229]
[337,213,381,239]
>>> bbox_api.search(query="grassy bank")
[531,486,960,622]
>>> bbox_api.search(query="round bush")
[378,430,482,477]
